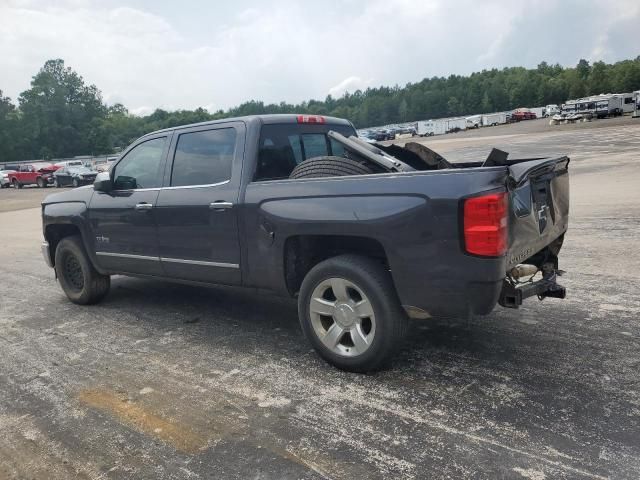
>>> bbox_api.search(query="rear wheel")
[12,178,22,189]
[289,156,373,179]
[298,254,408,372]
[54,235,110,305]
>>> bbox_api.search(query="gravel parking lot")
[1,117,639,479]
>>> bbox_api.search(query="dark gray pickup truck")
[41,114,569,372]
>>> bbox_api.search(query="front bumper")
[77,177,96,185]
[42,241,53,268]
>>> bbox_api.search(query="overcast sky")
[1,0,638,115]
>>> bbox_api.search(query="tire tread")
[290,156,373,179]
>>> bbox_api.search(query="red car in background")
[510,109,537,122]
[7,163,59,188]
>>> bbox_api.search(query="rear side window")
[254,123,355,181]
[170,128,236,187]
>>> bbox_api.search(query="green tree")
[18,59,106,159]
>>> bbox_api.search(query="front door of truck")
[154,122,244,285]
[88,134,170,275]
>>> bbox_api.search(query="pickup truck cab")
[9,162,57,188]
[41,114,569,372]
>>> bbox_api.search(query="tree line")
[1,57,639,162]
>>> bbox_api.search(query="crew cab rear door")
[154,122,245,285]
[506,157,570,268]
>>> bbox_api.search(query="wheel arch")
[43,202,98,270]
[283,234,390,297]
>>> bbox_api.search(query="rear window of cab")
[254,123,355,181]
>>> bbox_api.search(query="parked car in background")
[1,169,16,188]
[510,110,537,122]
[53,165,99,188]
[7,163,57,188]
[371,130,389,141]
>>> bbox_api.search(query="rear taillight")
[463,192,508,257]
[297,115,325,124]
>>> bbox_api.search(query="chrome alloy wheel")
[309,277,376,357]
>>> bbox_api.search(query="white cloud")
[0,0,638,113]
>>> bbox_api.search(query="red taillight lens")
[463,192,508,257]
[297,115,325,124]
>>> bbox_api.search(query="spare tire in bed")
[289,156,374,179]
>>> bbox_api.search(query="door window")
[170,128,236,187]
[113,137,166,190]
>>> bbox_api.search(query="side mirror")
[94,171,112,192]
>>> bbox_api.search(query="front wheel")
[54,235,110,305]
[298,254,408,372]
[72,178,79,188]
[37,177,45,188]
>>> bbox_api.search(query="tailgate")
[506,157,570,269]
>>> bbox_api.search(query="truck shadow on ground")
[86,276,636,455]
[98,276,594,382]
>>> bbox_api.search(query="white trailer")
[416,119,446,137]
[529,107,545,119]
[633,91,640,118]
[481,112,507,127]
[445,117,467,132]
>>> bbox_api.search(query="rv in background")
[593,95,623,118]
[561,101,578,115]
[481,112,507,126]
[614,93,635,114]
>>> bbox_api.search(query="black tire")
[53,178,59,188]
[298,254,408,372]
[12,179,22,189]
[72,178,79,188]
[289,156,373,179]
[37,177,45,188]
[54,235,110,305]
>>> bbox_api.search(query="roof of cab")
[141,114,353,139]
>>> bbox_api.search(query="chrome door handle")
[209,201,233,211]
[135,203,154,211]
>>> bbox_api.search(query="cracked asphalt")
[0,117,639,479]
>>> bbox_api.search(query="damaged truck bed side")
[41,114,569,372]
[327,130,569,312]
